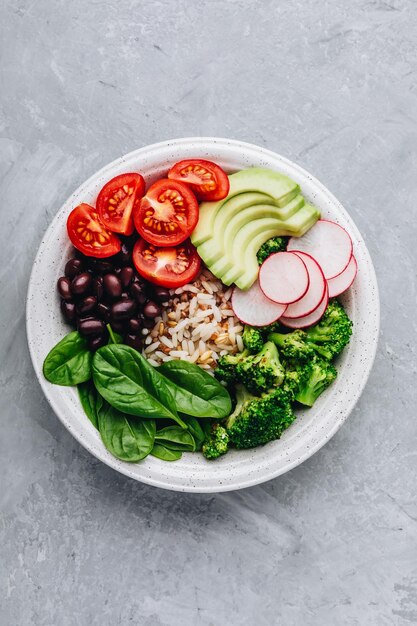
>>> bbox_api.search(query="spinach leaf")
[151,443,182,462]
[181,416,206,451]
[155,426,196,451]
[97,401,156,462]
[92,344,186,428]
[43,331,92,386]
[78,380,103,429]
[157,360,232,418]
[107,324,123,345]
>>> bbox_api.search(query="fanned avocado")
[220,204,321,290]
[197,193,305,268]
[191,168,300,247]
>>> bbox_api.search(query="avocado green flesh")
[198,193,306,267]
[191,168,300,247]
[218,204,321,289]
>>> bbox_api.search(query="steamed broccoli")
[214,350,250,385]
[236,341,285,393]
[202,423,229,459]
[242,325,264,353]
[257,236,288,265]
[281,358,313,399]
[215,341,284,393]
[269,301,353,362]
[225,384,295,449]
[268,329,314,362]
[295,358,337,406]
[303,300,353,360]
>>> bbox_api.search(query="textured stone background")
[1,0,417,624]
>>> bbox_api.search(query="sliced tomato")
[97,173,145,235]
[67,203,121,258]
[167,159,230,201]
[132,238,201,288]
[134,179,199,247]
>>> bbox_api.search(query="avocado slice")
[191,168,300,247]
[197,193,305,267]
[217,203,321,289]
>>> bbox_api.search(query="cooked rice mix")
[142,268,244,373]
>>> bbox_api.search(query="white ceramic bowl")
[26,137,379,492]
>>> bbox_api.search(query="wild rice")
[142,269,243,373]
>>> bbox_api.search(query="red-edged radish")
[231,281,287,326]
[287,219,352,280]
[259,252,309,305]
[280,284,329,329]
[283,252,326,319]
[327,254,357,298]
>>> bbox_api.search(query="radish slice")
[231,281,287,327]
[287,219,353,280]
[327,254,357,298]
[259,252,309,305]
[280,284,329,329]
[283,252,326,319]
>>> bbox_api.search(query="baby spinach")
[97,401,156,462]
[151,443,182,462]
[181,416,206,451]
[78,380,103,429]
[155,426,196,451]
[107,324,123,345]
[157,360,232,418]
[92,344,186,428]
[43,331,92,386]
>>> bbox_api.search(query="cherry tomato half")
[67,203,121,258]
[134,179,198,247]
[97,173,145,235]
[167,159,230,201]
[132,238,201,288]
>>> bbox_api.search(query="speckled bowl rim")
[26,137,380,493]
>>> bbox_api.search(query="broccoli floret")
[295,358,337,406]
[215,350,251,385]
[257,237,288,265]
[305,300,353,360]
[268,329,314,362]
[225,384,295,449]
[202,423,229,459]
[236,341,285,393]
[242,325,264,353]
[280,358,313,399]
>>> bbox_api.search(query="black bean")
[117,242,132,266]
[61,300,76,323]
[130,281,147,304]
[110,321,125,334]
[64,258,83,279]
[103,273,122,299]
[127,318,141,333]
[141,316,156,329]
[88,335,108,351]
[143,300,162,319]
[71,272,92,296]
[57,277,72,301]
[97,302,111,322]
[120,266,134,288]
[111,299,136,321]
[88,258,114,274]
[120,292,130,301]
[78,317,105,337]
[153,286,170,303]
[92,277,104,301]
[125,334,143,351]
[76,295,97,315]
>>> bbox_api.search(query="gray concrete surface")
[1,0,417,624]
